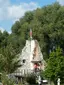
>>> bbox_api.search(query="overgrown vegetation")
[0,2,64,84]
[26,74,36,85]
[44,47,64,85]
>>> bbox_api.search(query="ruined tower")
[14,29,46,77]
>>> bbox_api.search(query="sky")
[0,0,64,33]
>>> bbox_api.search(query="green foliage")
[25,74,36,84]
[10,2,64,59]
[24,11,34,23]
[44,47,64,84]
[0,31,9,48]
[0,3,64,83]
[0,45,20,74]
[12,21,21,35]
[0,3,64,60]
[1,73,15,85]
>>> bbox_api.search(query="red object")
[34,64,38,69]
[30,29,32,38]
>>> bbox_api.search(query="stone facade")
[14,39,46,77]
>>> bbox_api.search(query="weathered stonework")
[15,39,46,76]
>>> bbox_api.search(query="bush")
[25,74,36,84]
[1,73,15,85]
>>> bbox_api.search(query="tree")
[1,31,9,47]
[0,31,9,48]
[44,47,64,84]
[9,3,64,60]
[24,11,34,23]
[12,21,21,35]
[0,45,21,74]
[0,3,64,60]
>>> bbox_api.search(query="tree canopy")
[0,3,64,79]
[9,3,64,59]
[0,45,20,74]
[44,47,64,84]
